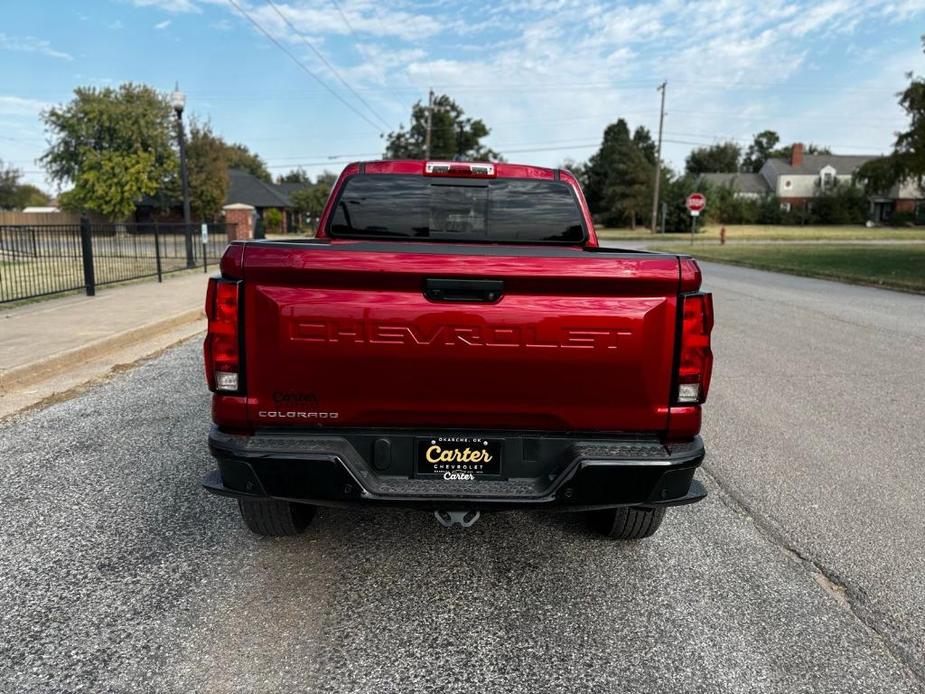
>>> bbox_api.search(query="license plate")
[417,436,502,477]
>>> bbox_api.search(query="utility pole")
[649,81,667,234]
[424,89,434,160]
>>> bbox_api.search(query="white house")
[705,143,923,222]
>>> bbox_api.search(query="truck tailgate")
[241,241,680,433]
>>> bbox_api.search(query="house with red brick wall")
[708,143,923,223]
[759,144,924,223]
[134,168,305,233]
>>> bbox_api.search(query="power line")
[263,0,392,131]
[224,0,384,133]
[662,133,890,152]
[262,137,614,163]
[325,0,407,111]
[262,141,606,168]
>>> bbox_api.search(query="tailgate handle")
[424,278,504,303]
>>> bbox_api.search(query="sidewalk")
[0,272,209,418]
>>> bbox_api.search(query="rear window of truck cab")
[327,174,587,244]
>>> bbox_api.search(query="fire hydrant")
[720,226,727,245]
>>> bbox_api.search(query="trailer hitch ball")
[434,510,480,528]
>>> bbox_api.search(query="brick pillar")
[222,203,256,241]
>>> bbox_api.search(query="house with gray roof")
[759,146,877,211]
[703,143,923,223]
[226,169,307,233]
[136,168,308,232]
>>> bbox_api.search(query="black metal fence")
[0,220,233,304]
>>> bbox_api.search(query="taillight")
[675,293,714,404]
[204,278,241,393]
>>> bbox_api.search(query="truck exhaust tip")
[434,510,480,528]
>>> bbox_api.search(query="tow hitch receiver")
[434,510,480,528]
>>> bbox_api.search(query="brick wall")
[223,204,255,241]
[778,197,813,209]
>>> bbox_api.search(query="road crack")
[699,462,925,690]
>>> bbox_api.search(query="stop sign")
[686,193,706,214]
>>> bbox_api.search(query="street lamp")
[171,83,194,268]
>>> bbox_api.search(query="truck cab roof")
[349,159,575,182]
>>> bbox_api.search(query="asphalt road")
[698,261,925,681]
[1,263,923,693]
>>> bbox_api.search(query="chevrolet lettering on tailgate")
[291,319,630,350]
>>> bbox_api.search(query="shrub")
[810,185,868,224]
[889,211,917,226]
[263,207,283,233]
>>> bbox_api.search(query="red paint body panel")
[210,160,709,439]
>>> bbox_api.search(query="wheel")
[590,506,666,540]
[237,498,315,536]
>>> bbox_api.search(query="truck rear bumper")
[203,428,706,511]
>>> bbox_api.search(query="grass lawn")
[597,224,925,242]
[595,228,663,241]
[649,243,925,293]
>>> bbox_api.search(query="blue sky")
[2,0,924,191]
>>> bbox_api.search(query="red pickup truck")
[201,160,713,540]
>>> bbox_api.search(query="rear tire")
[590,506,666,540]
[237,498,315,537]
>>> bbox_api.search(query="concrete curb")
[0,307,205,391]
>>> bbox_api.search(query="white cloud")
[245,1,442,42]
[0,96,52,116]
[129,0,200,12]
[154,19,172,29]
[109,20,125,30]
[378,0,925,169]
[0,33,73,61]
[190,0,924,170]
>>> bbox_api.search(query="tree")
[14,184,51,208]
[632,126,657,166]
[854,156,902,195]
[0,160,50,209]
[742,130,831,172]
[685,141,741,174]
[741,130,781,172]
[384,94,500,161]
[583,119,654,226]
[290,172,335,230]
[604,142,653,229]
[180,124,271,218]
[656,172,688,232]
[584,119,632,216]
[40,83,177,219]
[277,168,311,184]
[0,161,18,208]
[223,142,271,182]
[314,170,337,188]
[857,37,925,192]
[804,143,832,156]
[185,120,229,220]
